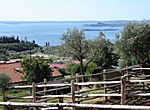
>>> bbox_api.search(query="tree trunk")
[2,88,6,102]
[80,58,84,76]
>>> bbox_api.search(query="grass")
[0,89,61,110]
[0,89,32,110]
[1,79,150,110]
[0,93,4,110]
[6,89,32,102]
[47,99,58,103]
[7,89,30,96]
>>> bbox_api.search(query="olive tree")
[93,32,116,68]
[115,21,150,67]
[0,74,11,90]
[0,74,11,101]
[61,29,99,75]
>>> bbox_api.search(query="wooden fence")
[4,70,121,102]
[1,67,150,110]
[6,80,121,102]
[2,102,150,110]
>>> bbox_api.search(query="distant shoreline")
[83,29,118,32]
[0,21,125,45]
[0,20,131,24]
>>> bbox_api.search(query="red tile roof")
[51,69,62,77]
[50,64,65,69]
[0,62,24,83]
[0,62,62,83]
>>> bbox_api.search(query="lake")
[0,21,123,46]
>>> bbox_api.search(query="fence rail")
[6,76,150,104]
[1,66,150,110]
[1,102,150,110]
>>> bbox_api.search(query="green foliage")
[61,29,100,75]
[61,29,88,59]
[0,36,39,61]
[0,74,11,90]
[93,32,118,68]
[65,63,80,76]
[65,62,97,77]
[61,29,119,76]
[61,29,88,75]
[0,43,38,52]
[21,56,51,84]
[85,62,97,75]
[42,46,61,56]
[115,21,150,67]
[0,36,20,43]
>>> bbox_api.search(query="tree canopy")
[85,62,97,75]
[0,74,11,90]
[115,21,150,67]
[93,32,117,68]
[61,29,118,75]
[61,29,99,75]
[65,63,80,76]
[21,56,52,84]
[0,36,39,61]
[0,36,20,43]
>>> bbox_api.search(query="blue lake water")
[0,22,123,46]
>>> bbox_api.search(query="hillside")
[83,20,130,27]
[0,36,39,60]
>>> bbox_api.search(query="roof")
[50,64,65,69]
[51,69,62,77]
[0,62,62,83]
[0,62,24,83]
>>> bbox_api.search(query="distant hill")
[102,20,129,24]
[83,22,109,27]
[102,20,130,27]
[83,20,150,28]
[0,20,148,26]
[83,28,118,32]
[0,36,39,51]
[0,36,39,60]
[83,20,130,27]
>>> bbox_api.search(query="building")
[0,60,62,83]
[0,61,24,83]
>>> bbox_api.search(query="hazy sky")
[0,0,149,21]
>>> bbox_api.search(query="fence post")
[44,79,47,102]
[126,66,129,81]
[76,73,80,91]
[71,80,75,110]
[103,69,107,101]
[121,76,126,105]
[2,88,7,102]
[82,75,84,82]
[32,82,36,103]
[44,79,47,96]
[2,88,7,110]
[76,73,80,104]
[58,97,63,110]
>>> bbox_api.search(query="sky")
[0,0,150,21]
